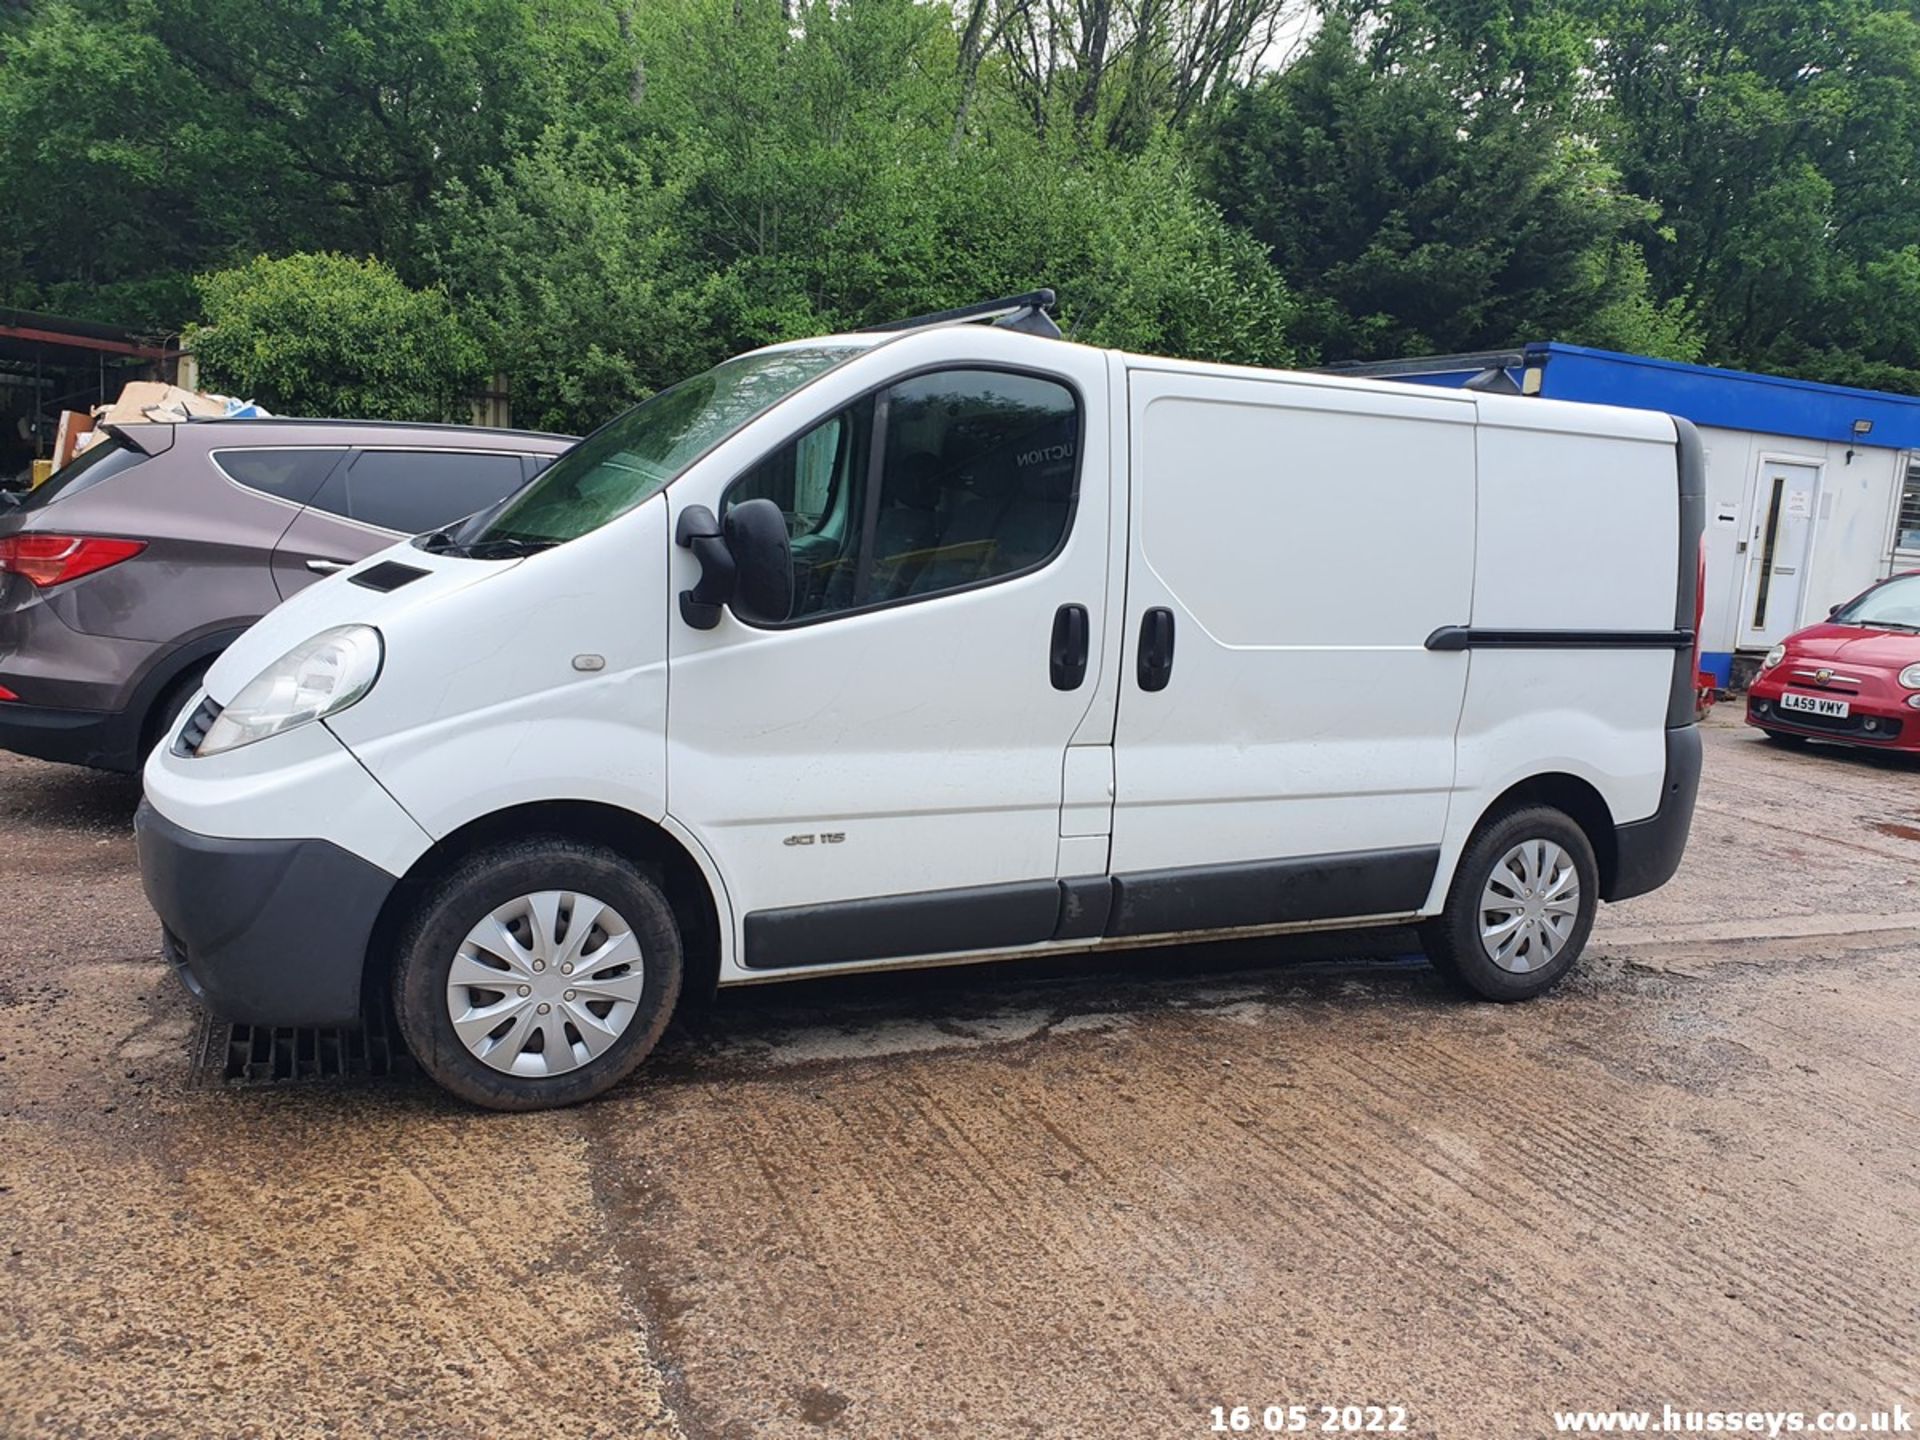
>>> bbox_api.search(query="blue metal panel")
[1528,343,1920,451]
[1361,342,1920,451]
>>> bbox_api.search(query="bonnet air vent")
[350,561,430,592]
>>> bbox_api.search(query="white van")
[135,293,1704,1110]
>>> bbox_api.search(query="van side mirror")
[676,500,793,629]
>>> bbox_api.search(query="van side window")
[723,369,1080,622]
[213,448,346,505]
[309,450,529,534]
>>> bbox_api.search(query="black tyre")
[392,839,683,1110]
[1420,805,1598,1002]
[1762,729,1809,747]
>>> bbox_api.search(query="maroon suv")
[0,418,573,771]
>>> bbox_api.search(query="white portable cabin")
[1334,343,1920,687]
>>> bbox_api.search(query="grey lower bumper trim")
[134,800,395,1027]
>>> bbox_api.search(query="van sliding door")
[1105,370,1476,938]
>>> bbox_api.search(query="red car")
[1746,569,1920,751]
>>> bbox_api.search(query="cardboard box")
[51,409,95,470]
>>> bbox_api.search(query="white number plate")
[1780,691,1849,718]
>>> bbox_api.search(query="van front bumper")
[134,799,395,1027]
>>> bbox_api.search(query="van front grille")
[172,695,224,756]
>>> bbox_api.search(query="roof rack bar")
[1316,350,1527,379]
[867,289,1060,338]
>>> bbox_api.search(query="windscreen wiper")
[448,536,556,559]
[416,530,553,560]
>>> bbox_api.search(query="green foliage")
[426,0,1289,433]
[1585,0,1920,391]
[1195,19,1685,363]
[427,132,727,434]
[3,0,1920,423]
[187,253,483,420]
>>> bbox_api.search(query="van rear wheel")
[392,840,683,1110]
[1421,805,1598,1002]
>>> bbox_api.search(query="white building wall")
[1696,423,1908,665]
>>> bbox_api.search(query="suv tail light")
[0,534,146,587]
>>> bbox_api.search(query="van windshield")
[461,345,864,548]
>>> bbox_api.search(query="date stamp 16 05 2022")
[1209,1404,1411,1434]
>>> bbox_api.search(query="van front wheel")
[393,840,683,1110]
[1421,806,1598,1002]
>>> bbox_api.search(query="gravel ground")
[2,711,1918,1439]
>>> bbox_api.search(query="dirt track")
[3,712,1918,1439]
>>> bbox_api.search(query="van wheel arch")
[127,626,248,769]
[363,802,721,1016]
[1468,774,1618,900]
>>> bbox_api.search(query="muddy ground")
[2,711,1918,1439]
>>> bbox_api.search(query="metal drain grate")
[190,1003,412,1087]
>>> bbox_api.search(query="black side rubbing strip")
[743,849,1440,970]
[350,560,430,592]
[743,879,1062,970]
[1053,875,1115,941]
[1425,626,1694,652]
[1107,847,1439,939]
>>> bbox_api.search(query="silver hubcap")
[1479,840,1580,973]
[445,890,645,1077]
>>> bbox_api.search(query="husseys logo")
[1016,442,1074,468]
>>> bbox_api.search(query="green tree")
[0,0,645,327]
[620,0,1293,362]
[1195,18,1691,363]
[427,0,1292,434]
[427,131,730,434]
[1589,0,1920,389]
[187,253,483,420]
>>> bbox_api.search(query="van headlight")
[1763,644,1787,670]
[1901,662,1920,690]
[195,625,384,756]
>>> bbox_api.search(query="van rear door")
[1105,368,1476,937]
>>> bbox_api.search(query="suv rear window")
[213,448,346,505]
[19,436,148,511]
[309,450,531,534]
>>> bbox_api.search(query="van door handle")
[305,559,348,575]
[1050,603,1089,690]
[1137,607,1175,692]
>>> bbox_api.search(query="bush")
[186,253,484,421]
